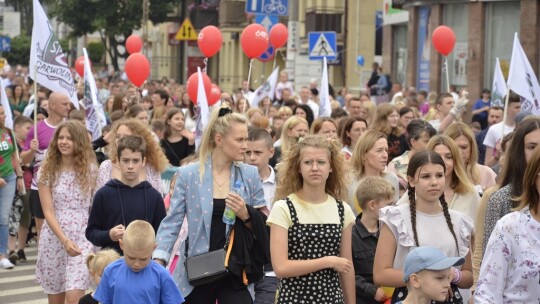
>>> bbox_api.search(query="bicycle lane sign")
[245,0,289,16]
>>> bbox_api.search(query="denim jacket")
[153,156,266,296]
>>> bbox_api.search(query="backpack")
[385,74,393,93]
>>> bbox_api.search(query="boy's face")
[246,140,274,171]
[414,269,452,302]
[119,149,146,184]
[120,240,156,272]
[15,122,32,140]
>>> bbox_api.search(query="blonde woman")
[153,107,268,303]
[360,100,377,128]
[444,123,497,192]
[348,130,400,212]
[271,116,309,166]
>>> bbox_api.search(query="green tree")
[4,34,31,66]
[87,42,105,64]
[48,0,176,71]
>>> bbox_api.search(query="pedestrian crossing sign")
[175,18,198,41]
[308,31,337,60]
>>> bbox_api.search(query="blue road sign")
[308,32,337,61]
[258,46,275,62]
[0,36,11,52]
[246,0,289,16]
[255,14,278,32]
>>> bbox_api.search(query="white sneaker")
[0,257,15,269]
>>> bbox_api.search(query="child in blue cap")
[396,246,464,304]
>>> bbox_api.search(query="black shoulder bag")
[184,166,243,286]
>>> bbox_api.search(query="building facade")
[383,0,540,102]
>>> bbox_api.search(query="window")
[305,12,343,34]
[483,1,520,88]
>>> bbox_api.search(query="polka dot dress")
[276,197,345,304]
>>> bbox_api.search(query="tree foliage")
[4,34,31,66]
[48,0,176,71]
[87,42,105,64]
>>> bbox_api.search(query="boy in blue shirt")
[94,220,184,304]
[395,246,464,304]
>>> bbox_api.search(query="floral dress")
[475,207,540,303]
[35,171,95,294]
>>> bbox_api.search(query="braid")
[439,194,460,253]
[408,185,419,247]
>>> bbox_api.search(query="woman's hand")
[64,239,82,257]
[225,192,249,221]
[326,256,353,273]
[0,178,6,188]
[16,178,24,192]
[181,129,195,145]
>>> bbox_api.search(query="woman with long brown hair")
[35,121,98,304]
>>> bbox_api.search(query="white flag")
[195,67,209,150]
[491,58,507,108]
[249,67,279,108]
[83,48,106,140]
[507,33,540,115]
[0,79,13,130]
[319,57,331,117]
[30,0,78,109]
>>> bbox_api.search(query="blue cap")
[403,246,464,282]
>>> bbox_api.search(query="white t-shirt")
[483,121,515,148]
[380,204,473,270]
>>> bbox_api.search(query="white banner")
[29,0,78,109]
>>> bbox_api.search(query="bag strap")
[184,222,235,260]
[224,228,235,267]
[163,139,182,164]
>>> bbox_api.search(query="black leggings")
[184,275,252,304]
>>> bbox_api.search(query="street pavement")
[0,245,47,304]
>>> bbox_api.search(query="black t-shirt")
[160,137,195,166]
[210,198,227,251]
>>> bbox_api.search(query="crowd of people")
[0,64,539,304]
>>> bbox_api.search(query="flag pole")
[501,87,510,136]
[244,58,254,114]
[444,56,450,93]
[33,65,38,139]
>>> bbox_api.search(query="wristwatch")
[242,217,251,224]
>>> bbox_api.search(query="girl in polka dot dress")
[267,135,356,304]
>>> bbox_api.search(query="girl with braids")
[373,151,474,304]
[268,135,355,304]
[398,135,480,223]
[35,121,98,304]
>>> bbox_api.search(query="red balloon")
[208,83,221,106]
[269,23,288,48]
[198,26,222,58]
[186,72,212,105]
[432,25,456,56]
[74,56,88,78]
[126,35,143,54]
[125,53,150,87]
[240,24,269,59]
